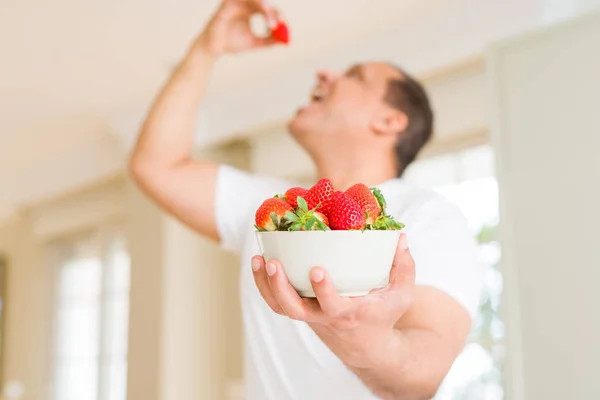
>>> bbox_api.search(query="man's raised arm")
[129,0,278,240]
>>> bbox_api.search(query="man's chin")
[287,115,306,138]
[287,109,325,142]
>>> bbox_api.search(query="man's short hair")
[384,66,434,177]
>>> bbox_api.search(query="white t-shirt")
[214,165,484,400]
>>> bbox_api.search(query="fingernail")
[266,262,277,276]
[251,258,261,272]
[399,234,409,250]
[311,269,324,283]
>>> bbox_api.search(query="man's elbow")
[128,151,149,184]
[128,147,167,191]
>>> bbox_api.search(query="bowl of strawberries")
[255,179,404,297]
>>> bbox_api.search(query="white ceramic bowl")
[256,230,402,297]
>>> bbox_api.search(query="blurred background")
[1,0,599,399]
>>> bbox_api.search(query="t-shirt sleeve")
[402,198,485,320]
[214,164,293,254]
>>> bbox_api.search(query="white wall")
[489,10,600,400]
[0,217,51,400]
[126,144,248,400]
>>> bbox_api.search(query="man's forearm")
[344,328,452,400]
[130,37,217,171]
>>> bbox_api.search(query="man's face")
[288,62,403,153]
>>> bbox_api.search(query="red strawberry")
[271,20,290,44]
[328,191,366,230]
[284,187,308,209]
[255,198,293,231]
[345,184,382,224]
[305,178,335,214]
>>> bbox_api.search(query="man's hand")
[197,0,280,55]
[251,234,415,367]
[251,233,471,399]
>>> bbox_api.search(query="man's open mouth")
[310,88,325,103]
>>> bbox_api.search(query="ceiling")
[2,0,599,219]
[0,0,430,178]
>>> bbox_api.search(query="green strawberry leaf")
[318,219,331,231]
[297,196,309,213]
[371,188,387,212]
[365,213,406,231]
[254,225,267,232]
[270,212,279,228]
[285,211,300,222]
[289,222,303,231]
[389,220,405,230]
[315,220,329,231]
[305,216,317,231]
[280,218,294,231]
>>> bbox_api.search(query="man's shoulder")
[376,179,452,215]
[377,179,472,237]
[218,165,296,191]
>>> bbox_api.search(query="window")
[49,229,131,400]
[404,145,504,400]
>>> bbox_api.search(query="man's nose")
[316,69,339,84]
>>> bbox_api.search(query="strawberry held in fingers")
[345,184,382,224]
[283,187,308,209]
[305,178,335,214]
[328,191,367,231]
[271,20,290,44]
[255,198,293,231]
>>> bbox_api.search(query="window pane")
[59,258,102,301]
[458,145,496,181]
[54,358,99,400]
[55,305,100,358]
[435,178,499,234]
[405,145,505,399]
[51,229,131,400]
[404,153,458,187]
[106,240,131,295]
[100,359,128,400]
[102,296,130,357]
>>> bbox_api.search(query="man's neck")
[315,157,398,191]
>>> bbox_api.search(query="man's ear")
[370,108,408,137]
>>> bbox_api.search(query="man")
[130,0,484,399]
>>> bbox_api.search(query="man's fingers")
[261,2,279,29]
[240,0,278,27]
[389,234,416,291]
[266,260,314,321]
[251,256,284,315]
[309,268,349,316]
[250,36,278,49]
